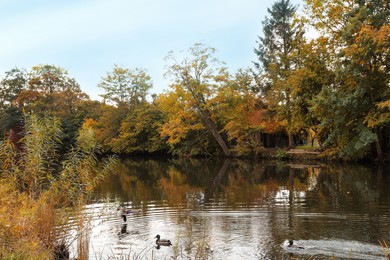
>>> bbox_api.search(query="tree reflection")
[90,158,390,259]
[160,167,202,205]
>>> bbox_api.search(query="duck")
[288,240,304,249]
[155,234,172,246]
[117,207,143,222]
[117,206,129,222]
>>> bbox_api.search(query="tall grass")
[0,114,117,259]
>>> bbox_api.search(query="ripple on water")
[282,239,384,259]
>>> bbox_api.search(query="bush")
[275,149,290,160]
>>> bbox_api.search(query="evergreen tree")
[254,0,304,147]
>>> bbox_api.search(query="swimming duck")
[117,207,129,222]
[117,207,143,222]
[288,240,304,249]
[155,234,172,246]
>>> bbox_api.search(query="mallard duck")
[155,234,172,246]
[288,240,304,249]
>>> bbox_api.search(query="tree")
[29,65,74,94]
[157,90,215,156]
[86,104,128,152]
[165,43,231,156]
[0,67,28,109]
[0,68,28,138]
[23,65,88,117]
[215,69,267,155]
[286,37,335,146]
[98,65,152,108]
[254,0,305,147]
[111,102,168,154]
[306,0,390,160]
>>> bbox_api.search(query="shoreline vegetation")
[0,2,389,164]
[0,0,389,258]
[0,115,117,259]
[0,116,387,259]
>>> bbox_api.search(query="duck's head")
[155,234,160,240]
[288,240,294,246]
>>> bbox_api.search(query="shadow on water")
[68,158,390,259]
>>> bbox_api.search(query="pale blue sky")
[0,0,302,100]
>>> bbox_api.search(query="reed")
[379,240,390,259]
[0,115,117,259]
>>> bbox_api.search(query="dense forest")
[1,0,389,161]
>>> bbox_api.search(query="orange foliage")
[248,109,287,134]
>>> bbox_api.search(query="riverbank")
[257,147,323,161]
[258,147,389,162]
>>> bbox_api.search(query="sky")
[0,0,303,101]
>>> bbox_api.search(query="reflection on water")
[69,158,390,259]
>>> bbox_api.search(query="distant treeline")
[1,0,389,161]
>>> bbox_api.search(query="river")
[69,158,390,259]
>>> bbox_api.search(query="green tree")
[111,102,168,154]
[254,0,305,147]
[0,68,28,138]
[165,43,231,156]
[0,67,28,109]
[86,104,124,152]
[98,65,152,108]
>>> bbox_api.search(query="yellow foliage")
[83,118,97,128]
[365,99,390,128]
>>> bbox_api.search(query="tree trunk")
[198,109,231,157]
[288,132,295,148]
[375,140,383,161]
[375,129,384,161]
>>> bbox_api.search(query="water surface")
[71,158,390,259]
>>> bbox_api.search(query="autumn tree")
[27,65,87,114]
[306,0,390,160]
[214,69,265,155]
[286,36,335,147]
[164,43,231,156]
[156,90,216,156]
[254,0,305,147]
[98,65,152,108]
[86,104,127,152]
